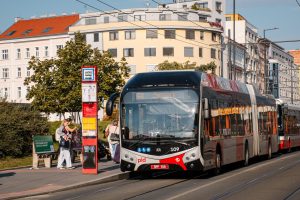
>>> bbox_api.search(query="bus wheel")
[268,143,272,159]
[244,146,249,166]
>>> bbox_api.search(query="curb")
[2,171,131,200]
[0,165,32,172]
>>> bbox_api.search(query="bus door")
[247,85,259,156]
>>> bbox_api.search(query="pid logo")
[137,157,146,163]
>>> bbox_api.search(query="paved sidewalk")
[0,159,129,200]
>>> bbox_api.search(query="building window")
[146,29,158,39]
[85,18,97,25]
[35,47,39,58]
[199,15,207,22]
[104,16,109,23]
[26,48,30,58]
[109,31,119,40]
[17,68,21,78]
[16,48,21,59]
[123,48,134,57]
[199,48,203,57]
[2,49,8,60]
[44,46,49,57]
[134,15,142,21]
[163,47,174,56]
[22,29,32,36]
[216,2,222,12]
[216,18,221,23]
[144,48,156,57]
[199,2,208,9]
[184,47,193,57]
[108,48,117,57]
[56,45,63,50]
[42,27,52,33]
[211,48,216,59]
[3,68,9,79]
[118,15,128,22]
[17,87,21,98]
[27,68,31,77]
[186,30,195,40]
[212,32,217,41]
[125,30,136,40]
[165,30,176,39]
[4,88,8,98]
[94,33,99,42]
[178,14,188,21]
[200,31,204,40]
[159,14,171,21]
[7,30,16,36]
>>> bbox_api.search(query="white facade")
[225,16,259,84]
[268,43,299,105]
[0,35,70,103]
[167,0,226,27]
[70,5,224,76]
[223,37,246,82]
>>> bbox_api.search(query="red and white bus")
[277,99,300,151]
[106,71,278,172]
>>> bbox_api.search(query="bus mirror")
[122,127,129,140]
[106,93,119,116]
[203,98,210,119]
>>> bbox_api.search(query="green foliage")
[24,32,130,114]
[0,156,32,169]
[191,4,199,10]
[156,60,196,70]
[0,101,49,157]
[156,60,216,74]
[197,61,217,74]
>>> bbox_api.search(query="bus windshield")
[121,89,199,141]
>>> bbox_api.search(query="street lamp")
[263,27,279,95]
[263,27,279,38]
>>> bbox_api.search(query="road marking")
[166,152,300,200]
[94,187,113,193]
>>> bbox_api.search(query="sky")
[0,0,300,50]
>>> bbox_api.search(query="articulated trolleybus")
[106,71,278,172]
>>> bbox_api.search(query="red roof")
[0,14,79,40]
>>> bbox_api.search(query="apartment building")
[167,0,225,26]
[225,14,259,85]
[69,2,224,76]
[260,40,299,104]
[0,14,79,103]
[223,36,246,82]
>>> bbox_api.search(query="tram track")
[284,186,300,200]
[211,158,300,200]
[124,171,205,200]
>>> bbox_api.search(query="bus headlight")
[183,148,199,163]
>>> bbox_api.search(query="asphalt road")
[24,151,300,200]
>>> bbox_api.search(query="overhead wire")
[150,0,211,30]
[96,0,218,46]
[74,0,222,50]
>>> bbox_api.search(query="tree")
[156,60,196,70]
[156,60,217,74]
[0,100,49,157]
[197,61,217,74]
[24,32,130,116]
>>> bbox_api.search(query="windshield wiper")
[127,136,155,148]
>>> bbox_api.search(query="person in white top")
[105,120,120,163]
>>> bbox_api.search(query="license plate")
[151,164,169,170]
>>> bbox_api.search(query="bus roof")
[123,71,203,90]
